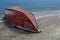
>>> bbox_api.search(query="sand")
[0,10,60,40]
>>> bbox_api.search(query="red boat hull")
[4,6,39,32]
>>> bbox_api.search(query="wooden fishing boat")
[4,6,40,32]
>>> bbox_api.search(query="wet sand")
[0,10,60,40]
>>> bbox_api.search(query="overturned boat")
[4,6,40,32]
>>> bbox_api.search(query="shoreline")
[0,10,60,20]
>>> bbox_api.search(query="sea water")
[0,0,60,14]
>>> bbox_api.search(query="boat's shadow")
[2,16,39,34]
